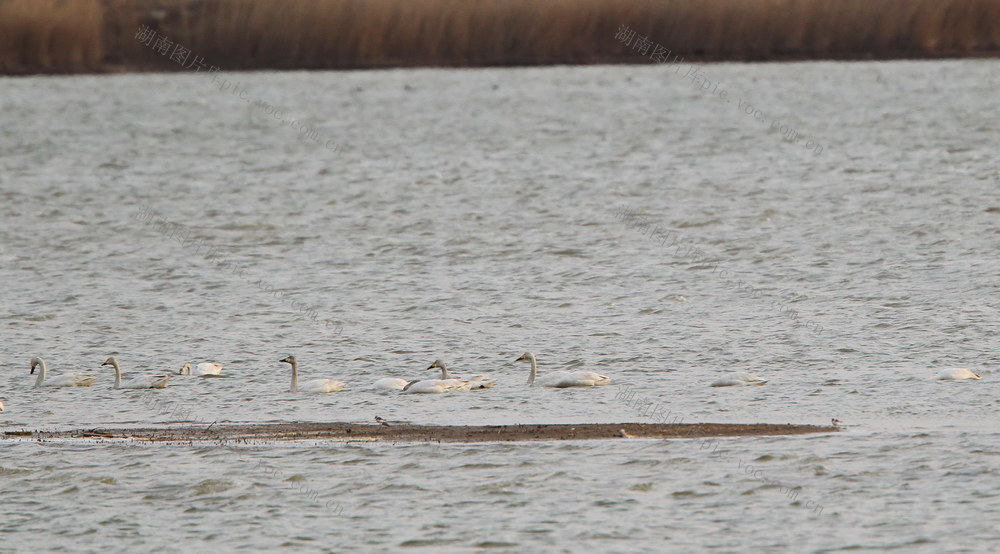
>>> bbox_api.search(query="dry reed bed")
[2,0,999,74]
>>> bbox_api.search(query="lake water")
[1,59,999,552]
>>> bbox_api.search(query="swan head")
[279,355,296,365]
[515,352,535,363]
[427,360,447,370]
[29,357,43,374]
[101,357,118,367]
[179,363,192,375]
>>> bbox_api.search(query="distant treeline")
[2,0,999,75]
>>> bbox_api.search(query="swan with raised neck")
[279,355,345,393]
[102,357,171,389]
[427,360,495,390]
[30,357,96,387]
[514,351,612,388]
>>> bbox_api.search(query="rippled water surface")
[1,60,999,552]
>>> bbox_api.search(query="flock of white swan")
[0,356,980,414]
[12,352,611,395]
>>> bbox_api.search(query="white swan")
[710,372,768,387]
[280,355,345,393]
[102,357,171,389]
[399,361,482,394]
[515,352,611,388]
[179,362,223,376]
[371,377,410,391]
[401,378,465,394]
[934,368,981,380]
[0,400,4,412]
[30,357,96,388]
[427,360,495,390]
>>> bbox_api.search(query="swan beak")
[515,354,525,361]
[29,367,35,374]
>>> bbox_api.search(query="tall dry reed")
[0,0,106,73]
[1,0,999,75]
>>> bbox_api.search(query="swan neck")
[290,360,299,392]
[34,358,47,387]
[112,360,122,388]
[439,366,449,380]
[527,354,538,385]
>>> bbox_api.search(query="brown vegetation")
[0,0,105,74]
[2,0,999,75]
